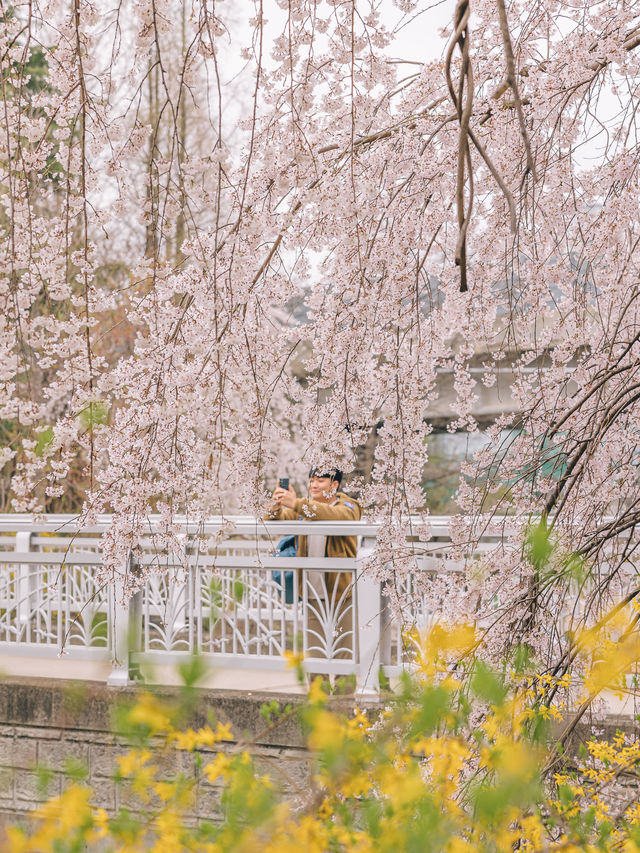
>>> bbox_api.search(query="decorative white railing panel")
[0,514,481,691]
[0,550,111,658]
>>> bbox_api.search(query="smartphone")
[278,477,290,490]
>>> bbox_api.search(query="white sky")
[220,0,455,127]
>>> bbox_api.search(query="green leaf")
[562,552,588,585]
[526,518,554,571]
[25,47,49,93]
[177,653,208,689]
[108,809,142,844]
[558,784,575,807]
[527,711,551,745]
[34,426,55,457]
[77,401,109,431]
[472,775,541,822]
[232,578,245,603]
[260,699,280,724]
[35,764,55,797]
[63,757,89,783]
[409,685,451,738]
[378,667,391,692]
[511,642,536,675]
[470,661,508,706]
[209,577,222,620]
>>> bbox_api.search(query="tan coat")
[265,491,362,596]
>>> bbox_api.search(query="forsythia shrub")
[5,615,640,853]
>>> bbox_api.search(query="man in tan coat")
[266,469,362,659]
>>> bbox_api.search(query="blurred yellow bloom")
[410,622,476,678]
[307,709,345,751]
[284,650,304,669]
[126,693,172,733]
[5,827,28,853]
[117,748,152,777]
[308,675,328,705]
[172,721,234,750]
[204,752,232,783]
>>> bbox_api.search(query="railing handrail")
[0,513,461,537]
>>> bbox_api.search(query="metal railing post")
[379,587,393,672]
[15,530,33,636]
[107,556,140,686]
[129,588,142,678]
[355,559,381,696]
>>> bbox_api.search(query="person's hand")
[273,483,297,509]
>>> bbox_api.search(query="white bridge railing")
[0,515,501,694]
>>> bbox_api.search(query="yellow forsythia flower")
[204,752,232,783]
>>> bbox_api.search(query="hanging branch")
[445,0,474,293]
[495,0,537,180]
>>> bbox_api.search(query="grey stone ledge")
[0,676,374,750]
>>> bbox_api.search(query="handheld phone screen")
[278,477,289,490]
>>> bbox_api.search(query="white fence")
[0,515,497,694]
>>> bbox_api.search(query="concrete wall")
[0,677,317,829]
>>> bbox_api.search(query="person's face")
[309,474,337,502]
